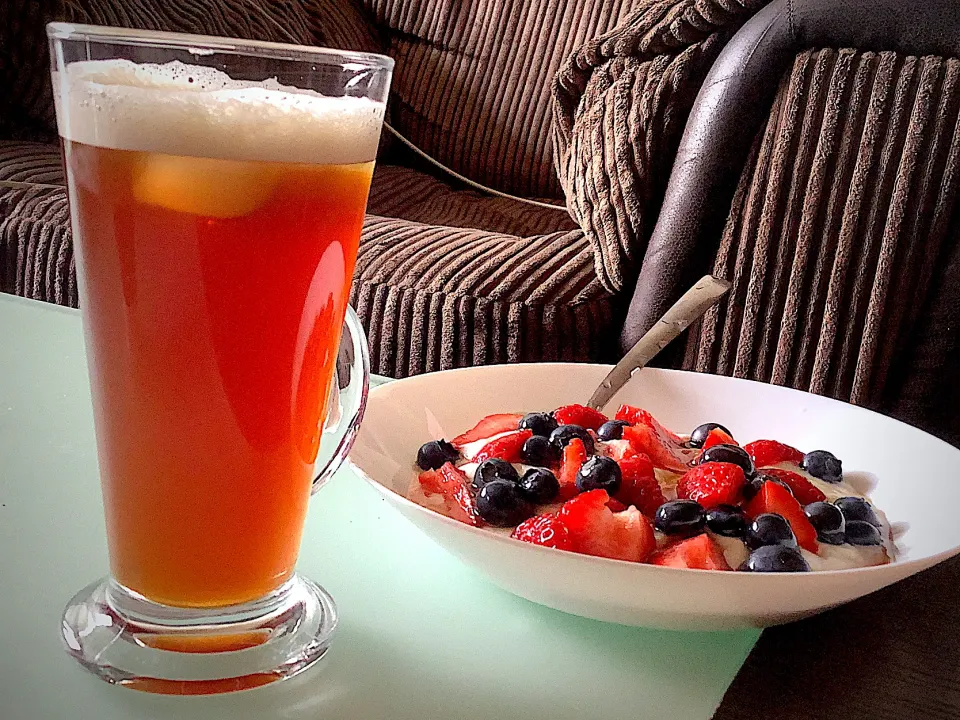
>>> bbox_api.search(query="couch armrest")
[300,0,382,53]
[552,0,770,294]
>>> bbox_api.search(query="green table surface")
[0,294,760,719]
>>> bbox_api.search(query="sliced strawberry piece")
[702,427,737,451]
[451,413,523,448]
[557,437,588,501]
[605,497,628,512]
[473,429,532,464]
[511,513,574,550]
[676,462,746,507]
[614,405,684,444]
[648,534,731,570]
[622,424,695,473]
[559,490,655,562]
[553,404,609,431]
[418,462,481,526]
[745,480,818,553]
[760,468,826,505]
[616,454,666,517]
[745,440,805,468]
[601,440,638,462]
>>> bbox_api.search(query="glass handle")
[313,305,369,493]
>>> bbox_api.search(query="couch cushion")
[0,141,64,185]
[362,0,646,200]
[368,164,577,237]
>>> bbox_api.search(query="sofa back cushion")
[362,0,644,200]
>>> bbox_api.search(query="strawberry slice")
[745,480,818,553]
[702,427,737,451]
[559,490,656,562]
[616,454,666,517]
[451,413,523,448]
[512,513,574,550]
[759,468,826,505]
[553,404,609,431]
[615,405,684,444]
[648,534,731,570]
[601,440,638,462]
[417,462,481,526]
[745,440,805,468]
[676,462,746,508]
[473,429,532,464]
[557,438,588,500]
[622,424,695,473]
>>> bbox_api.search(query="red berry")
[676,462,746,507]
[648,534,731,571]
[616,454,666,517]
[605,497,628,512]
[553,404,609,431]
[745,480,819,553]
[744,440,805,468]
[760,468,826,505]
[559,490,655,562]
[451,413,524,448]
[473,429,532,463]
[622,424,695,473]
[418,462,481,526]
[558,438,588,500]
[512,513,574,550]
[614,405,684,444]
[702,427,737,451]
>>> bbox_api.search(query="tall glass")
[49,23,391,693]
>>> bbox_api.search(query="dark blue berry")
[804,501,845,545]
[654,500,706,536]
[690,423,732,449]
[740,545,810,572]
[834,497,880,528]
[802,450,843,483]
[845,520,882,546]
[705,504,747,537]
[700,444,756,478]
[472,459,519,490]
[519,468,560,504]
[745,513,797,550]
[576,456,622,494]
[416,439,458,470]
[521,435,557,465]
[549,424,595,453]
[597,420,629,441]
[476,480,533,527]
[519,412,558,438]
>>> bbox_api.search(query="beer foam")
[54,60,384,165]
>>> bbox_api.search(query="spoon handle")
[586,275,732,412]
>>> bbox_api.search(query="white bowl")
[349,363,960,630]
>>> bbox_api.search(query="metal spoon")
[586,275,732,412]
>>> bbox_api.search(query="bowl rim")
[351,363,960,579]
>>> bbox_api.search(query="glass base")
[61,574,337,695]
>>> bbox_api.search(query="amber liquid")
[64,141,373,607]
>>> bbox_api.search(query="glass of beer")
[49,23,391,693]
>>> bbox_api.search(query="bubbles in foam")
[54,60,385,165]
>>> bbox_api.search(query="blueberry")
[804,501,845,545]
[519,468,560,504]
[416,439,458,470]
[519,412,558,438]
[472,458,519,490]
[705,504,748,537]
[654,500,706,537]
[745,513,797,550]
[834,497,880,528]
[549,424,595,453]
[576,456,622,494]
[845,520,882,546]
[476,480,533,527]
[700,444,756,478]
[740,545,810,572]
[597,420,629,441]
[690,423,732,449]
[802,450,843,483]
[521,435,557,466]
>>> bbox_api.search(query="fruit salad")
[407,405,897,572]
